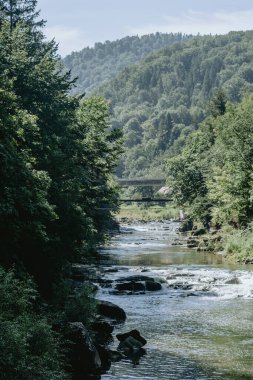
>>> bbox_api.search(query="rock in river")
[145,280,162,291]
[116,329,147,346]
[97,300,126,321]
[116,329,147,364]
[115,281,145,292]
[114,275,162,293]
[65,322,102,379]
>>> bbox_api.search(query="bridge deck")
[120,198,172,203]
[117,178,166,187]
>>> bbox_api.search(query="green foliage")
[168,94,253,230]
[64,285,97,326]
[167,120,215,226]
[207,88,227,117]
[223,228,253,260]
[0,267,68,380]
[207,96,253,227]
[0,2,122,296]
[0,0,44,29]
[0,1,123,379]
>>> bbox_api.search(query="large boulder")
[96,345,111,373]
[116,329,147,364]
[114,275,162,293]
[116,329,147,346]
[91,320,114,335]
[145,280,162,291]
[97,300,126,321]
[115,281,145,292]
[115,275,155,282]
[65,322,103,379]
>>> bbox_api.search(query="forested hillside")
[97,31,253,178]
[63,33,192,95]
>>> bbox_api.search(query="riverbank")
[184,225,253,264]
[116,204,179,222]
[116,205,253,264]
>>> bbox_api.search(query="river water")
[98,221,253,380]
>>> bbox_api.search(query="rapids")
[99,221,253,379]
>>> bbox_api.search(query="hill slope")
[97,31,253,178]
[63,33,192,95]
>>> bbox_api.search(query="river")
[98,221,253,380]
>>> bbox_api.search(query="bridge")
[116,178,172,203]
[117,178,166,187]
[120,197,172,203]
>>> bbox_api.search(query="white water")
[99,222,253,379]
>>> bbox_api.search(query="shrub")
[0,267,68,380]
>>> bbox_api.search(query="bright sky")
[36,0,253,57]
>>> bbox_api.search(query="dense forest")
[0,0,122,378]
[63,33,192,95]
[93,31,253,179]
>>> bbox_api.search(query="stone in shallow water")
[116,329,147,346]
[115,275,155,282]
[96,300,126,321]
[167,282,193,290]
[91,320,114,335]
[145,280,162,291]
[115,281,146,292]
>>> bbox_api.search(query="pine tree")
[208,88,227,118]
[0,0,44,30]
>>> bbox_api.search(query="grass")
[223,227,253,261]
[116,203,180,221]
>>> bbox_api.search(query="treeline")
[168,92,253,257]
[97,31,253,179]
[0,0,121,378]
[63,33,192,95]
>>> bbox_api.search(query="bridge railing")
[117,178,166,187]
[120,197,173,203]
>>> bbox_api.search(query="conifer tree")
[0,0,44,30]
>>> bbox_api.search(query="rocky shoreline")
[62,262,154,379]
[65,218,253,379]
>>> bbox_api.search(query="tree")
[0,0,44,30]
[0,76,56,269]
[208,96,253,226]
[167,120,215,227]
[208,88,227,117]
[0,0,122,297]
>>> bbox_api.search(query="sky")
[36,0,253,57]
